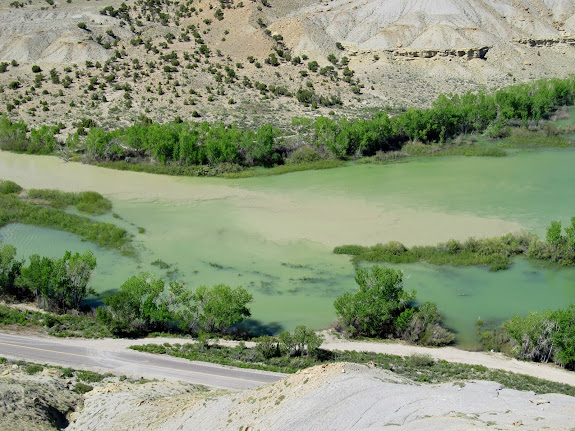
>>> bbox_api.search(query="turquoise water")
[1,149,575,345]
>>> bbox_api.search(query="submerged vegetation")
[335,218,575,271]
[2,76,575,176]
[0,180,131,252]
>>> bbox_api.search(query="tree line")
[0,244,253,336]
[2,76,575,172]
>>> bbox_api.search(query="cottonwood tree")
[334,265,414,337]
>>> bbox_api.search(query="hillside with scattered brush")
[1,0,575,132]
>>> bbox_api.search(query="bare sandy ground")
[67,362,575,431]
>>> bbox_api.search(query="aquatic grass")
[26,189,112,214]
[363,141,507,165]
[500,129,573,148]
[221,159,345,178]
[334,233,538,271]
[0,193,132,252]
[95,161,243,177]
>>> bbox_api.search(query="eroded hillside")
[68,363,575,431]
[1,0,575,131]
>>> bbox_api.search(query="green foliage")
[0,244,23,298]
[102,273,171,335]
[0,114,28,152]
[28,125,58,154]
[334,265,453,345]
[476,319,511,353]
[335,232,555,271]
[18,250,96,311]
[546,220,563,245]
[397,302,455,346]
[0,304,112,337]
[334,266,415,337]
[0,304,37,326]
[222,160,344,178]
[255,335,280,359]
[285,146,325,164]
[278,325,323,357]
[552,305,575,369]
[0,180,22,195]
[73,383,93,394]
[75,370,111,383]
[528,218,575,266]
[0,193,131,251]
[478,305,575,370]
[191,284,253,333]
[26,189,112,214]
[4,77,575,178]
[101,274,252,336]
[24,364,43,374]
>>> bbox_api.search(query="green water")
[1,150,575,346]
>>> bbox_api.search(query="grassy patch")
[131,342,575,396]
[0,180,22,195]
[0,192,132,253]
[26,189,112,214]
[75,370,113,383]
[95,161,244,177]
[222,160,345,178]
[334,233,537,271]
[501,129,574,148]
[73,383,94,394]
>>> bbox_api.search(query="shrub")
[76,370,110,383]
[285,146,325,164]
[24,364,43,374]
[74,383,93,394]
[334,266,414,337]
[0,180,22,195]
[256,335,280,359]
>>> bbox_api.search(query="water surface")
[1,150,575,345]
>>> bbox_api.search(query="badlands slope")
[68,363,575,431]
[1,0,575,127]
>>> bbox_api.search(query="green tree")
[18,250,96,310]
[65,251,97,310]
[552,305,575,369]
[278,325,323,357]
[546,220,563,246]
[334,266,415,337]
[192,284,252,333]
[102,273,171,334]
[0,244,22,297]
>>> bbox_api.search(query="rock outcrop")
[514,35,575,47]
[392,46,490,60]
